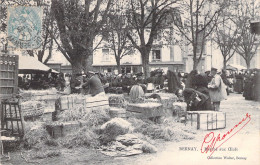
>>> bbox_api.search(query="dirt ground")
[1,93,260,165]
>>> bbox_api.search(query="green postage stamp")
[7,6,42,50]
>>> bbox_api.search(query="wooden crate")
[126,102,163,118]
[46,121,80,138]
[60,95,85,110]
[187,111,226,130]
[0,53,18,100]
[85,95,109,109]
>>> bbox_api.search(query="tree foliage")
[214,10,238,70]
[126,0,178,78]
[233,0,260,69]
[104,0,135,74]
[51,0,112,74]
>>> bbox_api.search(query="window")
[121,67,125,74]
[126,67,131,73]
[152,50,161,61]
[102,49,110,61]
[107,68,112,72]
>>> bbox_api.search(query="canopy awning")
[19,56,59,74]
[226,64,247,70]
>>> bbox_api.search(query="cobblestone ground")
[2,93,260,165]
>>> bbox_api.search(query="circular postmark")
[8,6,42,50]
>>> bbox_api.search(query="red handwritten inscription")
[201,113,251,158]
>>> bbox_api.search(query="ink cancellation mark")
[7,6,42,50]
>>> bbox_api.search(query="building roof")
[19,56,59,74]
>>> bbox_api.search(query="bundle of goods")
[99,133,157,157]
[126,102,163,119]
[187,111,226,130]
[108,94,127,108]
[20,101,45,118]
[59,94,85,110]
[99,118,133,144]
[129,85,144,103]
[144,93,178,110]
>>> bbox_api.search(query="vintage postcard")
[0,0,259,165]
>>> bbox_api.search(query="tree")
[51,0,112,74]
[214,12,238,70]
[172,0,226,70]
[126,0,178,78]
[233,0,260,69]
[104,1,135,74]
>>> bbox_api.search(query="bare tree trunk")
[71,57,84,75]
[223,57,227,70]
[116,57,122,74]
[141,48,150,79]
[246,60,250,70]
[193,58,198,70]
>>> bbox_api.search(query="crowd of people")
[18,67,260,108]
[63,68,227,111]
[18,72,66,90]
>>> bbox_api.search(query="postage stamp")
[7,6,42,50]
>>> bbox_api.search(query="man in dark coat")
[122,73,135,94]
[183,88,213,111]
[82,71,105,96]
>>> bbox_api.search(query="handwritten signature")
[201,113,251,158]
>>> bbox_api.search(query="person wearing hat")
[208,67,227,111]
[82,71,105,97]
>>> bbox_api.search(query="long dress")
[243,76,253,100]
[167,70,182,93]
[234,74,244,93]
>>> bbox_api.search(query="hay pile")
[99,118,133,144]
[57,105,110,127]
[59,126,99,148]
[127,117,195,141]
[23,122,51,149]
[57,106,87,121]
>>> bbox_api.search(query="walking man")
[208,68,227,111]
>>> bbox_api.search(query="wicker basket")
[20,101,45,117]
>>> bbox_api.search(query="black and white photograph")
[0,0,259,164]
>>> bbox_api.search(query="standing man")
[208,68,227,111]
[82,71,105,97]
